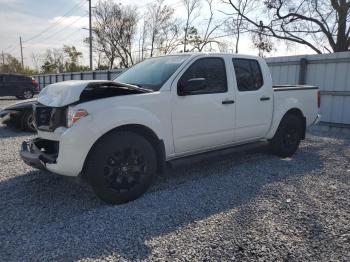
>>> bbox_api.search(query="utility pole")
[88,0,93,70]
[19,36,24,69]
[1,51,4,65]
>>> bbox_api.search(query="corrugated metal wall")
[34,52,350,128]
[266,51,350,127]
[34,69,125,90]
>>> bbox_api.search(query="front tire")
[85,131,157,204]
[21,111,36,132]
[269,114,303,158]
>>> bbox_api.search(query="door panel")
[3,75,20,96]
[232,58,273,141]
[172,57,235,154]
[0,76,4,95]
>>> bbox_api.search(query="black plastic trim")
[273,85,318,91]
[222,100,235,104]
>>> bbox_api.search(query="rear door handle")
[260,97,270,101]
[222,100,235,105]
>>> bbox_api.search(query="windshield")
[114,55,190,91]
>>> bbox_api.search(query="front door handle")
[260,97,270,101]
[222,100,235,105]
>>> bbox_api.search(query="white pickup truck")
[21,53,321,204]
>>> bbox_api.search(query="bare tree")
[137,19,148,61]
[146,0,176,57]
[188,0,225,51]
[31,53,42,72]
[223,0,256,53]
[224,0,350,53]
[183,0,201,52]
[41,48,65,73]
[252,22,274,57]
[94,51,109,70]
[93,1,138,68]
[158,19,182,54]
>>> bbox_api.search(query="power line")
[60,28,85,42]
[24,16,86,47]
[23,0,86,43]
[3,0,86,54]
[40,16,85,42]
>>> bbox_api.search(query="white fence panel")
[266,51,350,127]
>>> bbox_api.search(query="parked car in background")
[0,99,36,132]
[0,74,39,99]
[20,53,321,204]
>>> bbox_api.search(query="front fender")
[90,106,166,142]
[49,105,171,176]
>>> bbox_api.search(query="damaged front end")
[37,80,152,107]
[22,80,152,171]
[20,138,59,170]
[33,80,151,132]
[33,104,67,132]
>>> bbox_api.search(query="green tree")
[0,53,38,75]
[40,48,64,73]
[0,53,22,73]
[40,46,88,73]
[63,45,88,72]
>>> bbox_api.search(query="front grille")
[34,104,67,131]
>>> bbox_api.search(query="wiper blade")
[114,81,153,93]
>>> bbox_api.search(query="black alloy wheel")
[103,147,147,192]
[269,114,303,158]
[85,131,157,204]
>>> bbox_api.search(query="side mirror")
[178,78,207,96]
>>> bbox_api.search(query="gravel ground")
[0,97,349,261]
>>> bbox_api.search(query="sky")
[0,0,315,69]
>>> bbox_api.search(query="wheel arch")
[284,108,306,139]
[267,107,306,140]
[82,124,166,178]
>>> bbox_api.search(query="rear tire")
[269,114,303,158]
[85,131,157,204]
[22,89,34,99]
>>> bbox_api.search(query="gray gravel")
[0,97,349,261]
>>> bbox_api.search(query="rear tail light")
[317,90,321,108]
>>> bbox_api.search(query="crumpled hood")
[2,98,37,111]
[38,80,107,107]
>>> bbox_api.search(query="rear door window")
[232,59,263,91]
[4,75,16,82]
[4,75,28,82]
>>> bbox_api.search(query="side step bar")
[168,141,269,168]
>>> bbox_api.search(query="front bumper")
[20,139,58,170]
